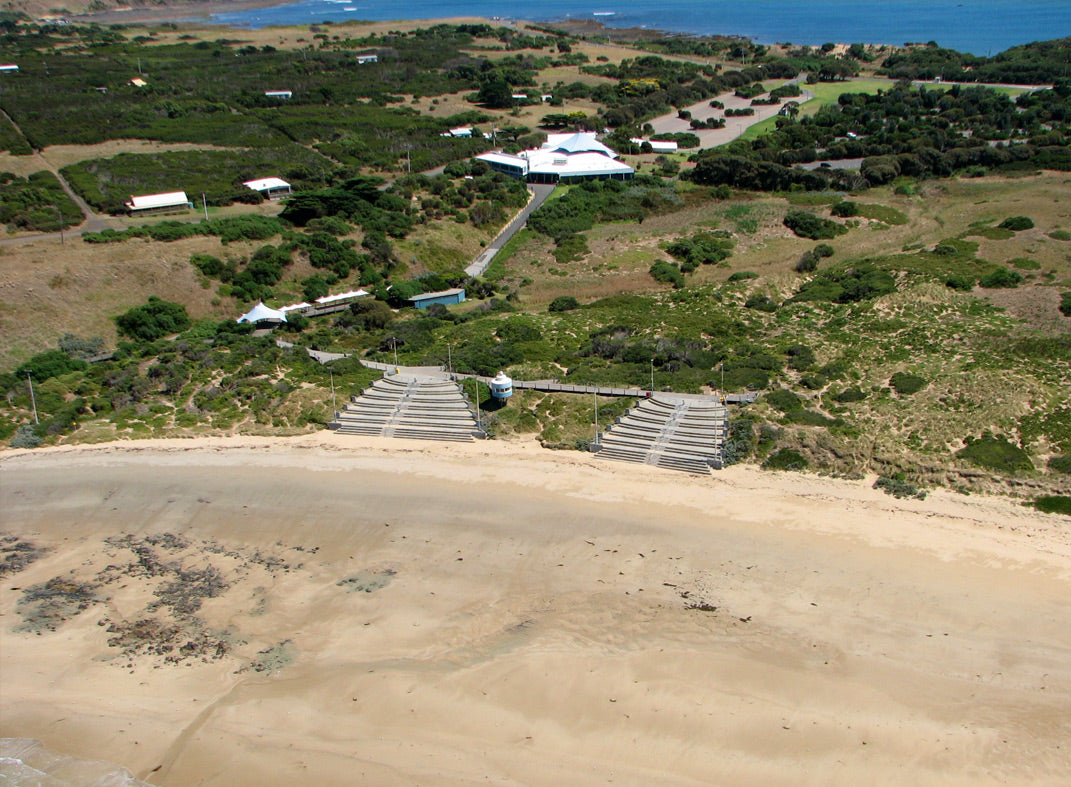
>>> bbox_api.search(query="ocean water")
[197,0,1071,56]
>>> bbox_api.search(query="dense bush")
[765,388,802,412]
[792,264,896,304]
[762,448,809,471]
[978,267,1023,288]
[956,436,1034,472]
[783,210,848,240]
[0,171,82,232]
[1033,496,1071,515]
[744,294,779,312]
[835,387,867,402]
[665,231,735,267]
[548,296,580,312]
[874,474,927,500]
[1059,292,1071,317]
[649,261,685,288]
[1049,455,1071,474]
[890,372,927,395]
[999,216,1035,231]
[16,350,88,383]
[115,297,191,342]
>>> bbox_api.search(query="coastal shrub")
[794,250,820,273]
[874,474,927,500]
[762,448,809,471]
[727,271,759,282]
[831,201,858,218]
[649,261,685,289]
[783,209,848,240]
[1060,292,1071,317]
[765,388,802,413]
[956,436,1034,473]
[548,296,580,312]
[16,350,88,383]
[722,417,755,465]
[1048,455,1071,474]
[1032,496,1071,515]
[9,424,43,449]
[553,233,589,263]
[1047,230,1071,241]
[999,216,1034,231]
[792,264,896,304]
[945,274,976,291]
[665,231,735,267]
[979,267,1023,288]
[890,372,927,395]
[1008,257,1040,270]
[835,387,867,402]
[800,373,827,390]
[115,297,191,342]
[744,294,779,312]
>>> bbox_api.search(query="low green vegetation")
[1032,496,1071,515]
[956,436,1034,473]
[0,171,82,232]
[874,474,927,500]
[783,210,848,240]
[890,372,927,395]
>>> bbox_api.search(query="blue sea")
[196,0,1071,56]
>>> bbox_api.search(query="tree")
[477,77,514,109]
[548,296,580,312]
[114,297,190,342]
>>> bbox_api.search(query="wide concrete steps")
[596,394,727,475]
[330,375,482,443]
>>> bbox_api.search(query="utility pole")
[392,337,399,367]
[27,372,38,425]
[650,359,654,392]
[202,193,209,222]
[330,370,336,415]
[446,342,452,375]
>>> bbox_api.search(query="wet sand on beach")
[2,433,1070,785]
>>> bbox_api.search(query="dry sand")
[1,433,1070,785]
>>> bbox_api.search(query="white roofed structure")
[630,137,679,153]
[236,302,287,324]
[476,131,633,184]
[243,177,292,199]
[125,191,192,214]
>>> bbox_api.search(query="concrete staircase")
[596,395,728,475]
[329,375,483,442]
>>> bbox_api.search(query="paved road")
[465,182,556,277]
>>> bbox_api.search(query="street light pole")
[593,391,599,445]
[473,378,481,430]
[27,372,38,425]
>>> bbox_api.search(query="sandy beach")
[2,433,1070,785]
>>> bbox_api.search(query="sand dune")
[2,433,1069,785]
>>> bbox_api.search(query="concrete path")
[465,182,556,277]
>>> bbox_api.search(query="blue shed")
[409,288,466,310]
